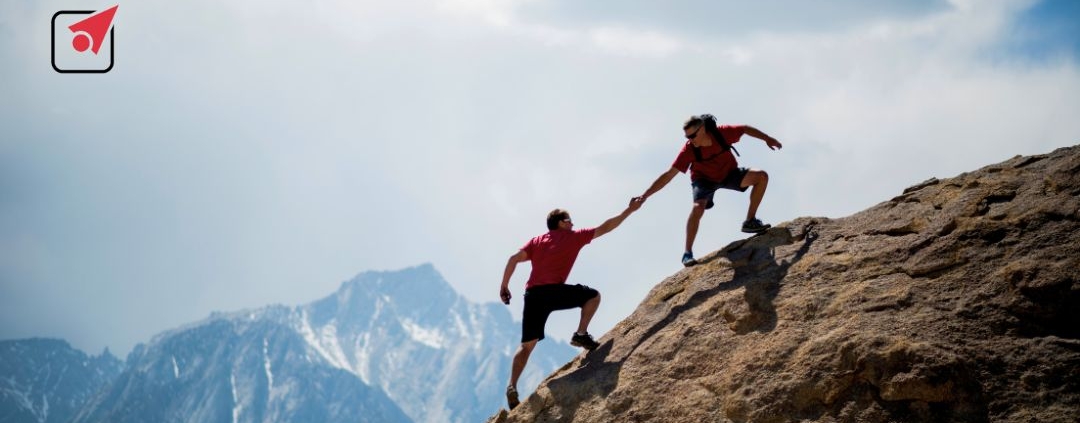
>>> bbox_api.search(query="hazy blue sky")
[2,0,1078,356]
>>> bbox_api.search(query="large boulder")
[491,145,1080,423]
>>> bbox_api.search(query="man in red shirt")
[637,114,783,266]
[499,197,643,409]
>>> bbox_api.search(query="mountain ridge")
[0,338,123,423]
[49,263,575,423]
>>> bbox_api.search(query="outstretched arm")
[744,126,783,150]
[593,197,644,240]
[500,250,528,304]
[639,167,681,202]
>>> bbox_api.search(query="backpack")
[691,125,740,162]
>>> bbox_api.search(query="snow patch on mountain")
[400,318,447,349]
[230,372,241,423]
[263,338,274,391]
[40,394,49,423]
[353,332,373,384]
[295,310,352,373]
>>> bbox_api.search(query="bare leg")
[509,340,538,390]
[576,294,601,334]
[741,170,769,220]
[685,201,707,253]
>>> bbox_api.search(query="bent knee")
[745,170,768,185]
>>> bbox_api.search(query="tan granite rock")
[489,145,1080,423]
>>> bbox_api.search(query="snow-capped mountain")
[70,309,410,423]
[0,338,122,423]
[70,264,576,423]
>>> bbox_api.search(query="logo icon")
[52,5,119,73]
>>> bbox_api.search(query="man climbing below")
[499,197,643,409]
[636,114,783,267]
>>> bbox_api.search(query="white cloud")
[587,26,684,58]
[436,0,523,26]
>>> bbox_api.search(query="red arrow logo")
[68,5,118,54]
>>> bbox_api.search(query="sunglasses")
[685,126,702,139]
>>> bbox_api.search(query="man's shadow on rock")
[704,224,818,334]
[541,224,818,413]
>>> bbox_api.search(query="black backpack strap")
[715,129,740,157]
[690,128,740,163]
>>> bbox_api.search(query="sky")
[2,0,1078,356]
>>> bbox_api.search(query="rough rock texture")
[489,145,1080,423]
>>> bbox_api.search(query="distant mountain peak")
[0,338,123,423]
[339,262,450,294]
[316,263,464,328]
[46,263,576,423]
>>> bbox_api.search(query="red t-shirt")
[521,228,597,289]
[671,124,747,182]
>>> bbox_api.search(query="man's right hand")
[500,286,512,304]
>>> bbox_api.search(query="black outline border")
[51,10,115,74]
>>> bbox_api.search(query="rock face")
[490,146,1080,423]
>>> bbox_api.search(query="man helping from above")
[636,114,783,267]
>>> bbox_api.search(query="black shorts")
[521,284,599,343]
[692,167,750,209]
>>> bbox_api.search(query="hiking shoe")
[741,218,771,234]
[570,332,600,351]
[506,385,519,410]
[681,252,697,267]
